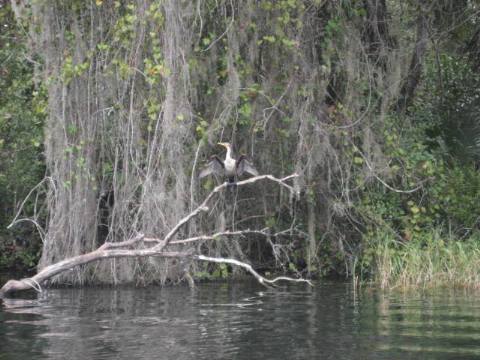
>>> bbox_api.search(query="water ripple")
[2,282,480,359]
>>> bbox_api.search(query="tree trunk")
[362,0,396,69]
[396,5,429,112]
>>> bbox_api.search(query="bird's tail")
[227,177,236,193]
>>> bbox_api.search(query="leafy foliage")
[0,2,45,271]
[416,54,480,162]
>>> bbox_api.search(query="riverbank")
[4,230,480,293]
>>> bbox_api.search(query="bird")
[199,142,259,184]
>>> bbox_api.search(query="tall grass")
[366,230,480,289]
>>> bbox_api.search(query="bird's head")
[217,142,231,150]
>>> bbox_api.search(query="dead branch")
[154,173,298,250]
[0,234,192,297]
[196,255,313,287]
[0,174,308,298]
[168,230,268,245]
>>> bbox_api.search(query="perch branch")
[153,229,268,245]
[0,173,303,298]
[155,173,298,250]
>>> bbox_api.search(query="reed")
[369,230,480,289]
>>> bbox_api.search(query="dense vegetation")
[0,1,45,271]
[1,0,480,288]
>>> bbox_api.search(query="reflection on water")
[1,280,480,359]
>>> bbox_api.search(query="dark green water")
[1,278,480,360]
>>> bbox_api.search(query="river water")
[1,278,480,360]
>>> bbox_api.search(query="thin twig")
[7,177,52,230]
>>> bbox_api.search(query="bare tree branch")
[0,234,190,297]
[0,173,306,298]
[169,230,268,245]
[155,173,298,250]
[196,255,313,287]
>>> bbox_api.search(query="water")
[1,279,480,360]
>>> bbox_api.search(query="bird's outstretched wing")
[199,155,225,178]
[236,155,259,177]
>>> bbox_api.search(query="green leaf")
[353,156,364,165]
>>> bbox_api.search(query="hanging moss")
[4,0,480,286]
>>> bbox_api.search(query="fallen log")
[0,174,311,298]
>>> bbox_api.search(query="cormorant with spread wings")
[199,142,258,183]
